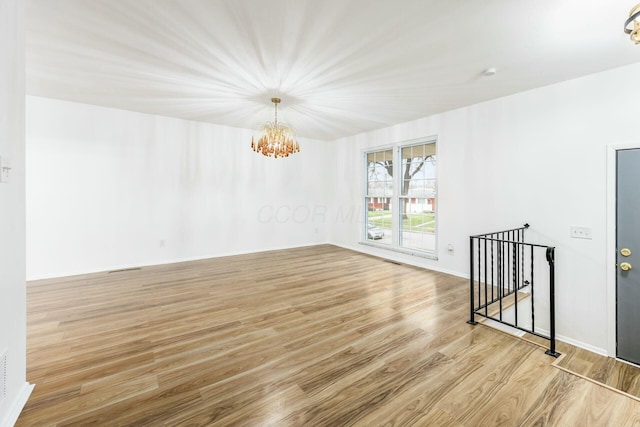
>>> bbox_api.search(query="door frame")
[606,141,640,357]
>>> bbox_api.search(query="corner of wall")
[0,0,28,424]
[0,383,34,427]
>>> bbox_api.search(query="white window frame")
[362,136,438,259]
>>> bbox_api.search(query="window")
[399,142,436,252]
[365,149,393,244]
[364,139,437,256]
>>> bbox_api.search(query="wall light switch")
[0,156,11,184]
[570,225,592,239]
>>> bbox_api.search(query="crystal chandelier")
[625,3,640,44]
[251,98,300,158]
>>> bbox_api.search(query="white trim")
[333,242,467,279]
[530,329,607,356]
[30,241,463,284]
[482,321,608,357]
[359,240,438,260]
[26,241,331,281]
[482,319,527,337]
[557,334,608,357]
[0,382,34,427]
[605,141,640,358]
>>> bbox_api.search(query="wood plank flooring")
[553,341,640,399]
[17,244,640,426]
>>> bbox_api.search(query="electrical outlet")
[570,225,592,239]
[159,240,166,247]
[0,156,11,184]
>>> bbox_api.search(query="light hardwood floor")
[17,245,640,426]
[553,341,640,399]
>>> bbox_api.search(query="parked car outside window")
[367,224,384,240]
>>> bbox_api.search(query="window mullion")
[393,145,401,248]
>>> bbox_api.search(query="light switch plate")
[570,225,592,239]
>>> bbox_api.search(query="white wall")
[0,1,32,426]
[26,97,330,279]
[331,62,640,354]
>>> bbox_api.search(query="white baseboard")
[528,326,608,356]
[26,241,331,281]
[27,240,463,282]
[482,319,527,337]
[332,242,469,279]
[556,334,608,357]
[0,382,34,427]
[482,320,609,358]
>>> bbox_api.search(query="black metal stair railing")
[467,224,560,357]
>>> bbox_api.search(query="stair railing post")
[545,247,560,357]
[468,236,478,325]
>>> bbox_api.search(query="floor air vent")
[108,267,142,274]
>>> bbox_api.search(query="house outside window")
[365,149,393,244]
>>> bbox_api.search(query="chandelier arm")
[624,5,640,34]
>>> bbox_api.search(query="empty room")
[3,0,640,425]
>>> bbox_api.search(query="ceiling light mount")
[482,68,497,77]
[624,3,640,44]
[251,98,300,158]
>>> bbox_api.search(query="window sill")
[358,241,439,261]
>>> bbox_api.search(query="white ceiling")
[26,0,640,140]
